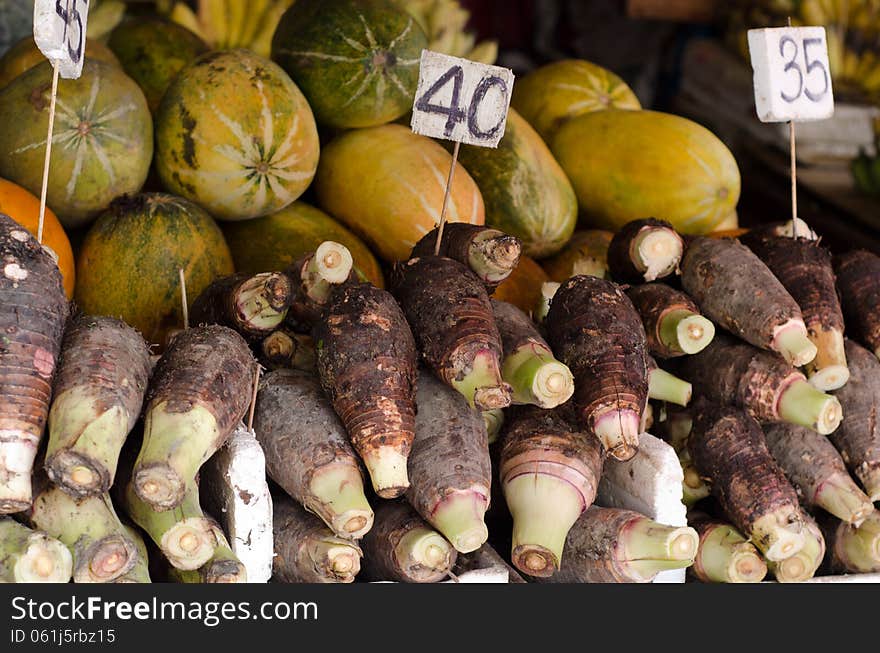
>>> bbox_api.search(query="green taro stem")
[429,490,489,554]
[505,474,584,577]
[46,386,132,497]
[308,463,374,539]
[814,472,874,526]
[451,349,511,410]
[648,367,692,407]
[133,402,221,510]
[502,343,574,409]
[658,309,715,355]
[696,523,767,583]
[777,380,842,435]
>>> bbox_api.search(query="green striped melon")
[155,49,320,221]
[75,193,234,346]
[456,109,577,259]
[0,59,152,227]
[108,18,208,115]
[271,0,426,128]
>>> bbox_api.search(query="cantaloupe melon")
[512,59,641,143]
[155,49,319,221]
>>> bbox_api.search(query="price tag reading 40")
[34,0,90,79]
[411,50,515,148]
[748,26,834,123]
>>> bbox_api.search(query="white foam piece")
[597,432,688,584]
[201,424,274,583]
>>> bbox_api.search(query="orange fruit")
[0,177,74,297]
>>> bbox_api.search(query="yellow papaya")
[314,124,484,262]
[551,110,740,235]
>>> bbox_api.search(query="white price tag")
[411,50,514,148]
[33,0,90,79]
[748,26,834,123]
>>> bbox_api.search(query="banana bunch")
[159,0,294,57]
[392,0,498,64]
[726,0,880,100]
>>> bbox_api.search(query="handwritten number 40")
[54,0,87,64]
[779,35,829,103]
[415,65,509,140]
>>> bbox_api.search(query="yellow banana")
[249,0,294,58]
[170,3,208,42]
[225,0,247,49]
[239,0,271,48]
[199,0,229,47]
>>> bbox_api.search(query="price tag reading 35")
[411,50,515,148]
[34,0,90,79]
[748,26,834,123]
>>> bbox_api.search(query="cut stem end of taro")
[593,409,641,461]
[430,490,489,554]
[309,463,374,538]
[14,533,73,583]
[309,538,361,583]
[314,241,353,285]
[396,527,454,580]
[632,227,683,281]
[470,229,522,284]
[697,524,767,584]
[452,350,511,410]
[78,534,137,583]
[815,473,874,526]
[805,326,849,391]
[772,324,818,367]
[505,474,584,577]
[360,445,410,500]
[777,380,842,435]
[750,511,806,562]
[504,345,574,409]
[659,310,715,355]
[161,517,218,571]
[237,272,292,333]
[622,518,699,563]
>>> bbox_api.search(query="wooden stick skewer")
[434,141,461,255]
[787,16,799,240]
[179,268,189,329]
[37,63,61,244]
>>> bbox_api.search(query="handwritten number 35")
[780,36,829,103]
[54,0,86,64]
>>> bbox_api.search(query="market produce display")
[1,0,879,587]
